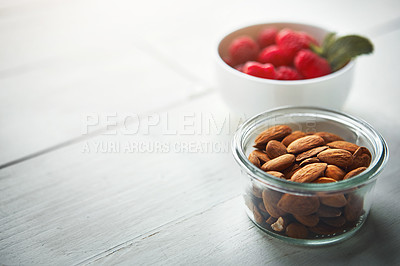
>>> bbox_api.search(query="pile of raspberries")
[224,28,332,80]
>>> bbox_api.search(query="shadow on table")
[264,211,398,265]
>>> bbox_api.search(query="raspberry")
[294,49,331,79]
[299,31,318,47]
[242,61,276,79]
[276,66,302,80]
[257,45,292,67]
[257,27,278,49]
[276,29,318,61]
[228,36,259,65]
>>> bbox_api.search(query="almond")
[251,182,263,198]
[290,163,327,183]
[293,213,319,227]
[266,216,277,225]
[349,153,371,171]
[287,135,325,154]
[344,194,364,221]
[356,146,371,157]
[266,140,287,159]
[317,205,342,217]
[325,165,346,180]
[254,125,292,149]
[349,147,371,170]
[251,150,271,163]
[282,163,300,179]
[261,154,295,172]
[262,189,286,218]
[266,171,285,179]
[343,167,367,180]
[295,146,328,161]
[317,149,353,169]
[319,194,347,208]
[253,205,264,225]
[257,202,269,218]
[299,157,320,167]
[277,194,320,216]
[315,132,344,144]
[285,222,308,239]
[262,189,282,205]
[313,177,337,183]
[282,131,307,147]
[327,141,359,154]
[248,152,261,168]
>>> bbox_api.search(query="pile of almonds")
[246,125,372,239]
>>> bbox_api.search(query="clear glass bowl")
[232,106,388,245]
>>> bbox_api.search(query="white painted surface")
[0,0,400,265]
[1,0,400,165]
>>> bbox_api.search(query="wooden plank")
[1,0,399,164]
[0,93,246,265]
[92,190,400,266]
[0,43,197,166]
[0,0,206,165]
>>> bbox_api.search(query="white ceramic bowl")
[215,22,355,116]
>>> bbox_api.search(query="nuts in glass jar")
[247,125,372,240]
[248,125,371,182]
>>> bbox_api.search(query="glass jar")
[232,106,388,245]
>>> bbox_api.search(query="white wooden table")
[1,0,400,265]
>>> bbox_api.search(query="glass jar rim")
[232,106,389,193]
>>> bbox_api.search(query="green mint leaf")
[321,32,337,57]
[326,35,374,71]
[310,32,336,57]
[310,43,323,56]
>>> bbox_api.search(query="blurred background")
[1,0,400,167]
